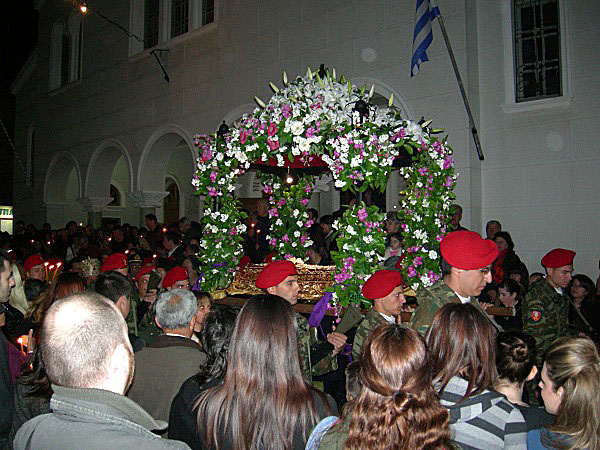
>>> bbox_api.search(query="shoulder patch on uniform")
[531,310,542,322]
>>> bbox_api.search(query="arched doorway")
[44,152,85,227]
[163,177,180,226]
[138,125,196,224]
[85,139,134,225]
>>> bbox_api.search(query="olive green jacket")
[409,281,502,335]
[297,313,338,384]
[522,278,570,365]
[351,308,388,361]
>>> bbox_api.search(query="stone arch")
[350,77,414,120]
[44,151,82,205]
[137,124,196,192]
[85,138,134,197]
[222,103,256,128]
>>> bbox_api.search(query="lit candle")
[17,337,24,355]
[44,262,49,282]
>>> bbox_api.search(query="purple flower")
[301,198,309,206]
[443,156,454,169]
[418,167,429,176]
[269,238,277,246]
[282,234,290,243]
[414,257,423,267]
[407,266,417,277]
[282,104,291,118]
[208,187,218,197]
[443,176,454,187]
[306,127,316,139]
[357,208,368,222]
[268,208,279,217]
[262,185,273,194]
[436,234,443,242]
[209,171,217,182]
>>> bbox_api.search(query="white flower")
[334,179,346,188]
[275,219,283,226]
[294,230,301,238]
[292,209,299,217]
[428,250,438,259]
[290,121,304,136]
[296,220,304,227]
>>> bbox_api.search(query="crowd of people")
[0,202,599,449]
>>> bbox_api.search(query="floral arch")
[192,67,457,309]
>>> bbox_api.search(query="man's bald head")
[41,292,132,389]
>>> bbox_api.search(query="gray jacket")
[13,384,190,449]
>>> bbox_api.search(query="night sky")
[0,1,38,94]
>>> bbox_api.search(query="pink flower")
[262,185,273,194]
[443,156,454,169]
[281,234,290,243]
[269,238,277,246]
[276,198,286,207]
[239,131,247,144]
[209,171,217,182]
[300,234,307,244]
[267,139,279,150]
[301,198,309,206]
[306,127,316,139]
[304,184,313,194]
[208,187,218,197]
[414,257,423,266]
[229,227,237,236]
[282,104,291,118]
[267,123,277,137]
[305,219,314,228]
[418,167,429,176]
[407,266,417,277]
[268,208,279,217]
[357,208,368,222]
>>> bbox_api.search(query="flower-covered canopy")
[192,67,456,307]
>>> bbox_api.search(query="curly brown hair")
[342,324,451,449]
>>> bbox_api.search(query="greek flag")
[411,0,441,77]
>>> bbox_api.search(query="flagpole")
[434,14,484,161]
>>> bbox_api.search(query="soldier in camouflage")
[410,230,501,335]
[133,266,161,344]
[522,248,575,366]
[255,260,347,384]
[352,270,406,361]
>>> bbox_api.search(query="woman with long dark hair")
[195,294,336,450]
[169,306,239,449]
[492,231,522,285]
[496,279,523,331]
[426,303,527,449]
[568,274,600,340]
[318,324,451,449]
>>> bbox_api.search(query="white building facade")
[12,0,600,277]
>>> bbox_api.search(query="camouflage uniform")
[296,312,338,384]
[352,308,388,361]
[522,278,570,366]
[409,280,502,335]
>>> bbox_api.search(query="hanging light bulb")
[79,2,88,13]
[285,168,294,184]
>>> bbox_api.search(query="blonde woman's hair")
[544,336,600,450]
[9,263,29,315]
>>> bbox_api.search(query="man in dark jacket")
[0,249,16,448]
[13,292,189,449]
[127,289,205,423]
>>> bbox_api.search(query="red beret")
[255,260,297,289]
[162,266,188,289]
[142,256,155,267]
[100,253,128,273]
[134,266,154,282]
[362,270,405,299]
[541,248,575,268]
[24,255,44,272]
[440,231,499,270]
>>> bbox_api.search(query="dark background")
[0,0,39,206]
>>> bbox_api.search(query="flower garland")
[398,137,456,291]
[196,199,247,291]
[192,67,456,303]
[260,174,315,260]
[328,203,386,309]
